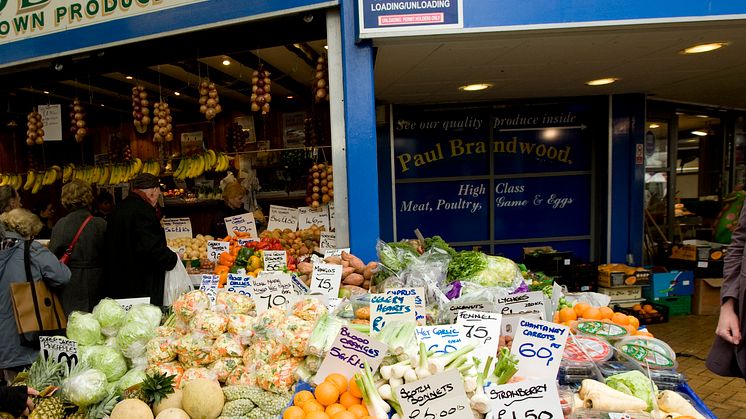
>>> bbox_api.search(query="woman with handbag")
[0,209,70,380]
[49,180,106,315]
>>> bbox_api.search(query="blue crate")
[643,270,694,300]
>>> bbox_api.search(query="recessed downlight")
[691,130,708,137]
[681,42,727,54]
[174,91,181,96]
[586,77,619,86]
[459,83,493,92]
[125,75,133,80]
[649,123,660,129]
[43,91,49,94]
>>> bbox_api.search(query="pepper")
[235,247,253,267]
[218,252,236,267]
[229,265,240,274]
[214,265,230,275]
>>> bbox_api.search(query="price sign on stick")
[298,206,330,230]
[207,240,230,262]
[319,232,337,252]
[416,325,466,355]
[397,369,473,419]
[386,287,426,325]
[40,336,78,369]
[253,271,297,313]
[369,294,416,335]
[226,274,252,297]
[456,310,501,366]
[510,318,569,380]
[262,250,287,271]
[485,378,564,419]
[224,213,258,238]
[162,217,193,240]
[323,248,350,258]
[267,205,299,231]
[443,300,498,323]
[199,274,220,305]
[310,263,342,298]
[494,291,546,319]
[115,297,151,312]
[314,325,388,384]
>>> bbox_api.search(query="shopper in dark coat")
[707,204,746,378]
[103,174,178,306]
[49,180,107,315]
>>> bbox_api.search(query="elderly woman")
[49,180,106,315]
[211,182,249,238]
[0,209,70,379]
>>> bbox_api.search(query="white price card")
[253,271,297,313]
[319,231,337,252]
[396,369,473,419]
[495,291,546,319]
[115,297,151,311]
[310,263,342,299]
[369,294,416,336]
[262,250,287,271]
[226,273,252,297]
[163,217,193,240]
[485,378,564,419]
[455,310,501,367]
[298,205,330,230]
[237,238,258,246]
[443,300,498,323]
[416,325,466,355]
[207,240,230,262]
[199,274,220,305]
[510,318,569,380]
[324,248,351,258]
[267,205,299,231]
[224,213,258,238]
[385,287,426,325]
[39,336,78,369]
[38,104,62,141]
[313,325,388,385]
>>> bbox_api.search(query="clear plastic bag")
[164,260,194,306]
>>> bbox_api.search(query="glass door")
[644,118,675,263]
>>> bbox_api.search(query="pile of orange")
[553,302,654,338]
[283,373,372,419]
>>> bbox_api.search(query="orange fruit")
[284,406,306,419]
[348,377,363,399]
[302,401,325,414]
[315,382,341,406]
[325,373,349,393]
[306,412,330,419]
[627,315,640,329]
[559,307,577,322]
[643,304,654,313]
[325,404,346,416]
[611,312,630,325]
[573,302,590,317]
[632,303,642,312]
[583,307,601,320]
[294,390,315,406]
[553,311,560,323]
[339,392,361,409]
[331,412,355,419]
[598,306,614,320]
[637,330,655,338]
[347,404,369,418]
[623,325,637,336]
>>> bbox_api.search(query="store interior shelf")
[257,190,306,200]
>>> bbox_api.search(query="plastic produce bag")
[291,297,327,322]
[242,339,291,370]
[147,335,178,364]
[124,304,163,330]
[211,357,242,382]
[215,291,255,315]
[176,332,216,368]
[189,310,229,338]
[273,315,314,357]
[62,366,108,407]
[92,298,126,337]
[305,313,346,357]
[213,333,244,358]
[164,260,194,306]
[67,312,103,346]
[146,362,185,388]
[86,345,128,382]
[172,290,211,322]
[255,357,303,393]
[116,320,155,359]
[181,367,219,385]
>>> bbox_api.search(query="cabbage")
[125,304,163,329]
[605,370,658,411]
[63,367,108,407]
[86,345,128,382]
[446,251,523,289]
[67,312,103,346]
[116,368,146,394]
[92,298,126,336]
[116,321,155,359]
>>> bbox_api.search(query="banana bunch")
[22,170,45,194]
[140,160,161,177]
[0,173,24,190]
[65,158,145,186]
[172,149,230,180]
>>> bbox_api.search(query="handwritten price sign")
[163,217,193,240]
[267,205,299,231]
[456,310,501,366]
[207,240,230,262]
[510,318,569,380]
[310,263,342,298]
[385,287,426,325]
[442,300,498,323]
[494,291,546,319]
[485,378,563,419]
[253,271,296,313]
[39,336,78,369]
[226,274,252,297]
[199,274,220,305]
[369,294,416,336]
[416,325,466,355]
[397,369,473,419]
[314,326,388,384]
[262,250,287,271]
[115,297,151,312]
[224,213,258,238]
[319,232,337,252]
[298,205,330,230]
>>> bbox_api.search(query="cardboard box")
[598,264,651,287]
[693,278,723,315]
[598,286,643,302]
[523,247,573,276]
[643,271,694,301]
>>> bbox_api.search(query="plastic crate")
[613,301,669,325]
[654,295,692,316]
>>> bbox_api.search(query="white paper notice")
[163,217,193,240]
[397,369,473,419]
[310,263,342,299]
[267,205,299,231]
[485,378,564,419]
[38,104,62,141]
[494,291,546,319]
[253,271,297,313]
[39,336,78,369]
[385,287,426,325]
[298,205,330,230]
[510,318,569,380]
[207,240,230,262]
[199,274,220,305]
[224,213,258,238]
[369,294,416,335]
[226,274,252,297]
[262,250,287,271]
[416,325,466,355]
[455,310,501,366]
[319,232,337,252]
[313,325,388,384]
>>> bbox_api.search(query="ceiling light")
[585,77,619,86]
[696,114,710,118]
[174,91,181,96]
[222,59,231,66]
[691,130,708,136]
[43,91,49,94]
[681,42,727,54]
[459,83,493,92]
[100,104,105,107]
[125,75,133,80]
[649,123,660,129]
[324,45,328,50]
[286,95,294,99]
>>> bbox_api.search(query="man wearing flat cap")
[103,173,178,306]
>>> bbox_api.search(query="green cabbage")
[116,369,147,394]
[116,321,155,359]
[125,304,163,330]
[66,312,103,346]
[86,345,128,382]
[62,368,108,407]
[605,370,658,411]
[92,298,126,336]
[447,251,523,288]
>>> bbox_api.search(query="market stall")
[6,234,716,419]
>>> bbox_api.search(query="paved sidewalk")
[647,314,746,418]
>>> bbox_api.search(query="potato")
[349,256,365,272]
[340,251,352,262]
[324,256,342,265]
[297,262,314,275]
[342,267,355,279]
[343,273,364,286]
[362,279,371,290]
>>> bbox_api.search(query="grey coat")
[49,209,106,315]
[0,231,70,369]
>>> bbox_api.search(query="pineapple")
[29,396,64,419]
[72,390,119,419]
[24,356,67,419]
[126,372,175,407]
